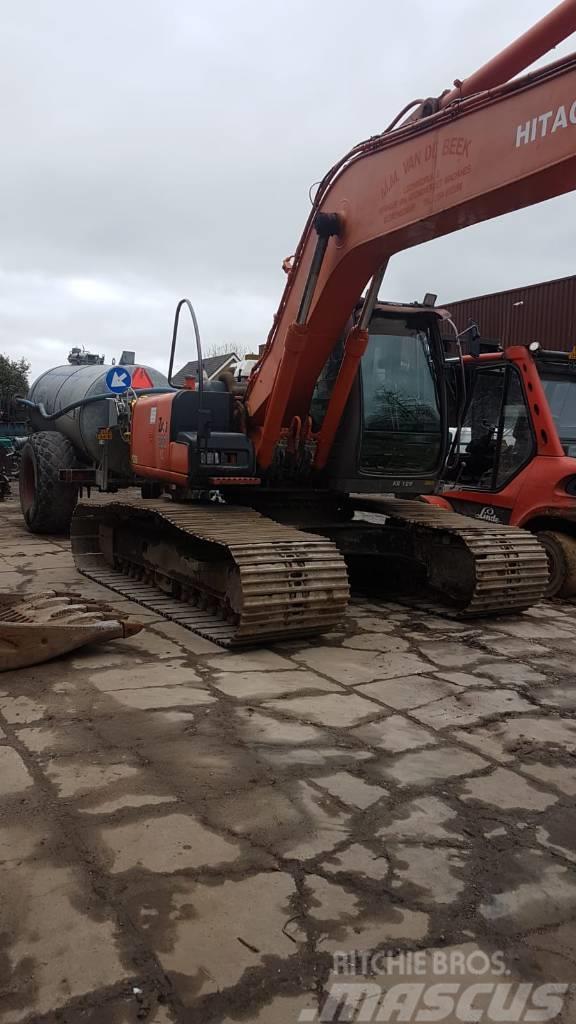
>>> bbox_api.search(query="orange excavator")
[18,0,576,646]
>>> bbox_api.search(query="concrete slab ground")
[0,497,575,1022]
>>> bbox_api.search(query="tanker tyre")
[19,432,80,535]
[537,530,576,599]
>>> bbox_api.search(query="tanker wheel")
[537,530,576,599]
[19,432,80,534]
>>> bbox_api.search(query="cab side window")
[495,371,534,487]
[457,366,505,488]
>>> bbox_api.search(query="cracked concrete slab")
[322,842,390,880]
[435,670,494,688]
[472,661,548,686]
[292,647,431,685]
[352,714,437,752]
[533,683,576,708]
[0,747,34,796]
[236,708,326,744]
[479,851,576,932]
[45,757,141,798]
[89,660,202,690]
[212,669,341,700]
[520,762,576,796]
[17,721,104,755]
[410,688,533,730]
[109,684,216,710]
[0,694,49,725]
[101,812,242,873]
[376,795,461,843]
[152,873,296,1001]
[209,782,307,841]
[453,715,576,762]
[0,819,52,866]
[263,692,382,728]
[1,497,576,1023]
[476,635,552,658]
[314,771,387,809]
[378,745,489,787]
[356,674,460,710]
[417,641,489,667]
[459,767,558,811]
[291,874,429,952]
[82,792,174,815]
[390,844,467,904]
[0,863,129,1023]
[261,745,372,767]
[281,782,350,859]
[207,650,295,672]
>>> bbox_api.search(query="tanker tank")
[27,362,171,474]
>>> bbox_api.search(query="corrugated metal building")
[442,274,576,352]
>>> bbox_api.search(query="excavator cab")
[433,346,576,596]
[311,303,448,495]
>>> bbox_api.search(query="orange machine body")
[426,347,576,532]
[130,393,189,484]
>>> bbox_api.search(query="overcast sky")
[2,0,575,382]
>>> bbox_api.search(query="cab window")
[453,364,534,490]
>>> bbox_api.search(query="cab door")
[443,363,535,524]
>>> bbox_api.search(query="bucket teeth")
[0,591,144,671]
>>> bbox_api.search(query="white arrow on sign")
[111,371,129,388]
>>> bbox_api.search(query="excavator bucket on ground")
[0,590,143,671]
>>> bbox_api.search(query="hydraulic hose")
[16,388,174,423]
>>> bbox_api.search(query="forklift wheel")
[537,530,576,599]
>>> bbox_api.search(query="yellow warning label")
[569,345,576,361]
[97,427,113,441]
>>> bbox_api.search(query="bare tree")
[203,342,250,359]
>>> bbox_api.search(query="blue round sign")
[105,366,132,394]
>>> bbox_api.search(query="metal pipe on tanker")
[440,0,576,107]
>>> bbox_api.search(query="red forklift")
[427,340,576,597]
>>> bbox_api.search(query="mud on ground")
[0,496,575,1023]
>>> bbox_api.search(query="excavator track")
[352,497,549,617]
[70,497,350,647]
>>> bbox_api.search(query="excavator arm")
[245,0,576,470]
